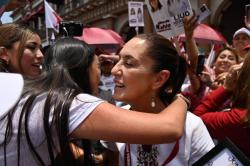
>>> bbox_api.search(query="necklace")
[137,145,159,166]
[124,140,179,166]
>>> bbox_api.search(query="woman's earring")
[164,87,173,94]
[151,96,156,108]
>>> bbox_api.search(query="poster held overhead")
[197,4,211,24]
[145,0,192,38]
[128,1,144,27]
[128,1,144,35]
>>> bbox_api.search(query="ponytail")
[159,56,187,103]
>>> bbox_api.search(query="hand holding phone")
[196,54,206,75]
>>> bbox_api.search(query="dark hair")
[150,0,162,12]
[0,59,8,72]
[232,51,250,124]
[0,23,38,73]
[136,34,187,104]
[1,38,95,165]
[44,38,95,94]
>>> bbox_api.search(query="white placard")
[145,0,192,38]
[128,1,144,27]
[197,4,211,24]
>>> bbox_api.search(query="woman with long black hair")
[0,38,189,166]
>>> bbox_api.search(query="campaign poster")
[145,0,192,38]
[128,1,144,27]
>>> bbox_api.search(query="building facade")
[11,0,249,45]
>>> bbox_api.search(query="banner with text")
[146,0,192,38]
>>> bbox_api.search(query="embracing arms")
[71,96,188,144]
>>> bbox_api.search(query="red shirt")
[193,86,250,159]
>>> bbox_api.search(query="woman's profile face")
[8,34,43,77]
[111,37,156,104]
[213,49,238,75]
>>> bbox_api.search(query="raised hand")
[199,66,215,88]
[183,9,199,39]
[213,72,228,89]
[98,54,119,64]
[223,63,243,92]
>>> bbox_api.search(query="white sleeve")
[68,94,104,134]
[187,112,215,165]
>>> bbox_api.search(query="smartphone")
[246,4,250,26]
[196,54,206,75]
[197,4,211,24]
[59,21,83,37]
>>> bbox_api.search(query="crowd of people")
[0,7,250,166]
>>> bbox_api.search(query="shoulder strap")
[162,139,179,166]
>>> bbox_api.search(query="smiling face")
[7,34,43,77]
[213,49,238,75]
[111,38,157,106]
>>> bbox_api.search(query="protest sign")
[146,0,192,38]
[128,1,144,27]
[197,4,211,24]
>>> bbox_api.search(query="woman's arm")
[183,11,201,93]
[194,63,243,116]
[193,86,232,116]
[183,10,199,73]
[71,96,188,144]
[193,87,246,139]
[193,65,247,139]
[187,70,201,93]
[193,86,246,139]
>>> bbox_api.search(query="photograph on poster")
[145,0,192,38]
[193,138,250,166]
[167,0,191,17]
[128,1,144,27]
[149,0,163,12]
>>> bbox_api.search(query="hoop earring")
[151,96,156,108]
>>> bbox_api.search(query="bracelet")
[175,94,191,109]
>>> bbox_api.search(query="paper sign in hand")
[146,0,193,38]
[197,4,211,24]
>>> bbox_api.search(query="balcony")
[59,0,107,18]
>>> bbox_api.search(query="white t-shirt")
[0,93,103,165]
[102,111,215,166]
